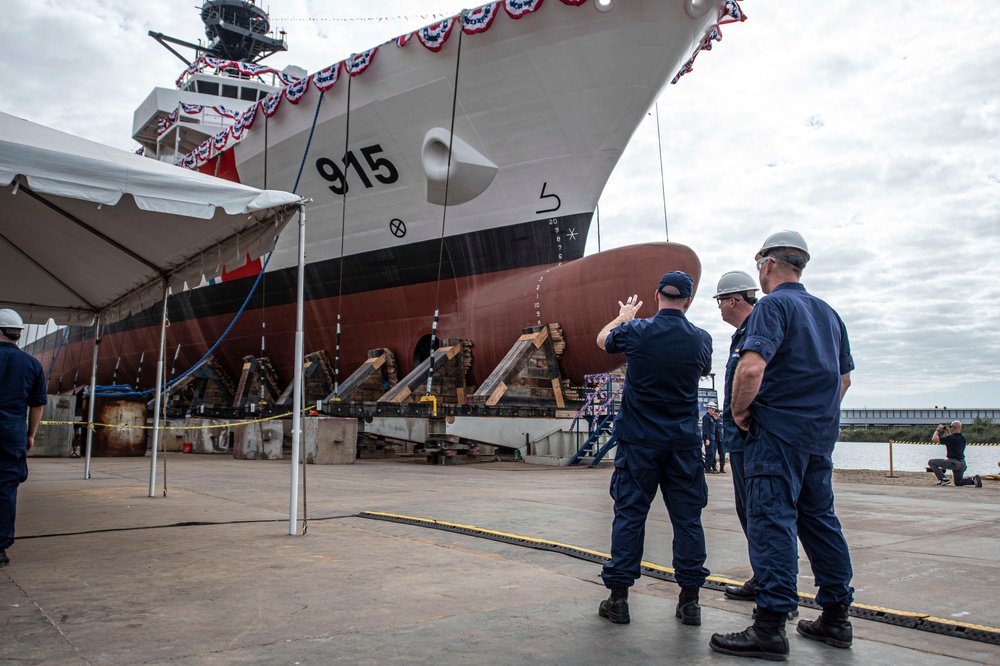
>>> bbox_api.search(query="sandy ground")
[395,455,1000,492]
[833,467,1000,489]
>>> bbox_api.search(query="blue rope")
[97,91,324,399]
[95,251,275,398]
[45,326,70,381]
[293,91,324,193]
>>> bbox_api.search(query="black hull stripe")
[29,212,590,348]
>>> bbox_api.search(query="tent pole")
[290,204,306,536]
[148,282,169,498]
[83,314,101,480]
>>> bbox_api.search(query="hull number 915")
[316,144,399,195]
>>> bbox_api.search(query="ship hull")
[36,242,699,393]
[33,0,728,395]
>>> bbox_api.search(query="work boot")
[710,608,789,661]
[675,587,701,626]
[796,603,853,648]
[599,587,630,624]
[0,549,8,567]
[725,576,758,601]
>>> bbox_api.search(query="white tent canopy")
[0,111,301,324]
[0,110,308,535]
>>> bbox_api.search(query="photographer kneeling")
[928,421,981,487]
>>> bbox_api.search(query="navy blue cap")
[657,271,693,298]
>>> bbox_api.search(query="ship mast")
[149,0,288,66]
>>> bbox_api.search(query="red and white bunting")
[204,57,233,70]
[241,103,259,130]
[284,77,311,104]
[312,62,341,91]
[196,139,212,163]
[261,91,283,117]
[212,129,229,152]
[180,103,204,115]
[416,18,456,51]
[347,48,377,76]
[213,105,241,120]
[701,25,723,51]
[503,0,544,20]
[175,62,198,88]
[156,109,179,137]
[238,62,273,77]
[174,0,745,169]
[719,0,747,25]
[462,3,500,34]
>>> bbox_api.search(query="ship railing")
[153,104,236,162]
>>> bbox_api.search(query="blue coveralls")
[701,412,719,469]
[715,415,726,470]
[722,317,751,536]
[701,411,718,469]
[0,341,47,550]
[601,309,713,590]
[740,282,855,614]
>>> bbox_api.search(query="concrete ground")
[3,454,998,665]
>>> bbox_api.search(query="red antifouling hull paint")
[38,243,700,394]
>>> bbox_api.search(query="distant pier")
[841,408,1000,428]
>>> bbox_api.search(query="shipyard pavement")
[2,454,998,665]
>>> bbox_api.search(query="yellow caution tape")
[39,407,313,431]
[889,440,999,447]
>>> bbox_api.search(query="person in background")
[928,421,981,487]
[710,231,855,660]
[702,402,721,473]
[713,270,760,602]
[715,405,726,473]
[596,271,713,627]
[0,309,47,568]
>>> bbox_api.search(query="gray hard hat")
[0,308,25,330]
[755,230,810,262]
[714,271,759,298]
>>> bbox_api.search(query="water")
[833,441,1000,474]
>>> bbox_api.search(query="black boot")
[796,603,852,648]
[599,587,630,624]
[710,608,789,661]
[725,575,758,601]
[0,549,8,567]
[675,587,701,626]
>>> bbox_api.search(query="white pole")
[289,204,306,535]
[83,314,101,480]
[148,282,170,498]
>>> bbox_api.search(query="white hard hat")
[714,271,759,298]
[706,401,718,409]
[0,308,25,330]
[755,230,810,263]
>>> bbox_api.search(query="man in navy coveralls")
[710,232,855,660]
[712,270,761,602]
[595,271,713,626]
[0,309,47,567]
[702,402,720,473]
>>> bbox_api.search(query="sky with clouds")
[2,1,998,409]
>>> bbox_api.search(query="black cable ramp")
[357,511,1000,647]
